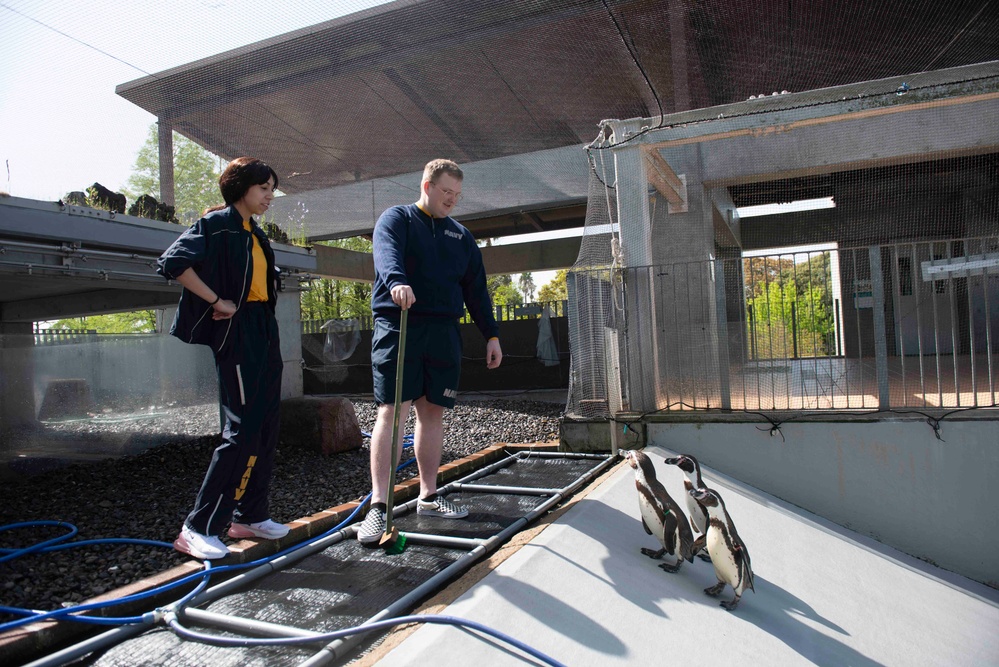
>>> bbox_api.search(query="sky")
[0,0,563,293]
[0,0,386,201]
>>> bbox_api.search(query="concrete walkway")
[375,446,999,666]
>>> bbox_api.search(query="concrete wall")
[16,294,305,425]
[30,334,218,416]
[303,315,571,396]
[646,418,999,586]
[0,323,36,429]
[159,295,305,403]
[276,288,304,400]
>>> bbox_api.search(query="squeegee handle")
[384,308,408,535]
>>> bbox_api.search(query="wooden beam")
[313,244,375,282]
[525,212,546,232]
[481,236,581,275]
[643,148,686,207]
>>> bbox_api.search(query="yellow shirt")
[243,220,268,302]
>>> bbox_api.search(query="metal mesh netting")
[3,0,998,422]
[566,64,999,416]
[88,0,998,239]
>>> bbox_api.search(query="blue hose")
[0,444,566,666]
[0,455,414,633]
[167,613,567,667]
[0,521,80,563]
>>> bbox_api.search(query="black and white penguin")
[624,450,695,573]
[664,454,711,560]
[691,487,755,611]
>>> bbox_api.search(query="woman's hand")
[212,299,237,320]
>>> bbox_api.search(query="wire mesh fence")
[567,235,999,417]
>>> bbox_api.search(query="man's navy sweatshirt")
[371,204,499,341]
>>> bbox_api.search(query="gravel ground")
[0,398,562,621]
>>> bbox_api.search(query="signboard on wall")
[853,279,873,308]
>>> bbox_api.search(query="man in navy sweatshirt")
[358,159,503,545]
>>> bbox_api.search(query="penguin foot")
[696,551,712,562]
[658,561,682,574]
[641,547,665,560]
[720,596,741,611]
[704,582,726,597]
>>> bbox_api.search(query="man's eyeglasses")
[430,181,463,203]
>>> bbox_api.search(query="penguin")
[691,487,755,611]
[663,454,711,560]
[623,450,695,573]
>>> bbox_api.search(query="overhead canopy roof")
[115,0,999,240]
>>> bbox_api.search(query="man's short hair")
[423,159,463,184]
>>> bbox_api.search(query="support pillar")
[870,246,891,409]
[611,120,662,413]
[0,322,37,432]
[276,287,304,401]
[158,121,175,207]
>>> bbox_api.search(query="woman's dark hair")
[202,158,278,216]
[218,157,279,206]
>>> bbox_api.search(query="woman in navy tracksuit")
[157,157,288,560]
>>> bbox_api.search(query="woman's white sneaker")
[174,525,229,560]
[228,519,289,540]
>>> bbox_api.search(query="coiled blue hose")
[0,433,565,666]
[0,438,416,631]
[0,486,377,633]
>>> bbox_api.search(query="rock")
[279,396,363,455]
[37,379,93,420]
[0,398,563,619]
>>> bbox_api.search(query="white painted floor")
[376,446,999,667]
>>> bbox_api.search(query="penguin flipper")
[640,517,653,536]
[691,534,705,554]
[691,534,711,561]
[663,513,679,555]
[735,542,755,592]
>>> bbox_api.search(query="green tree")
[491,283,523,308]
[743,256,796,299]
[538,269,569,302]
[49,311,157,333]
[122,125,221,224]
[486,274,514,302]
[518,272,536,302]
[300,237,374,322]
[745,252,835,358]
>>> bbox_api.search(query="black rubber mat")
[68,454,612,667]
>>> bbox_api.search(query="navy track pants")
[186,303,283,536]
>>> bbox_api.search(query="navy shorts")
[371,317,462,408]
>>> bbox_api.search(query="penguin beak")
[664,457,678,465]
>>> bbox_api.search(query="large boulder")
[279,396,363,455]
[38,379,92,420]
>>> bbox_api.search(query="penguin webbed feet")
[641,547,666,560]
[720,596,741,611]
[658,560,683,574]
[696,550,712,562]
[704,581,726,597]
